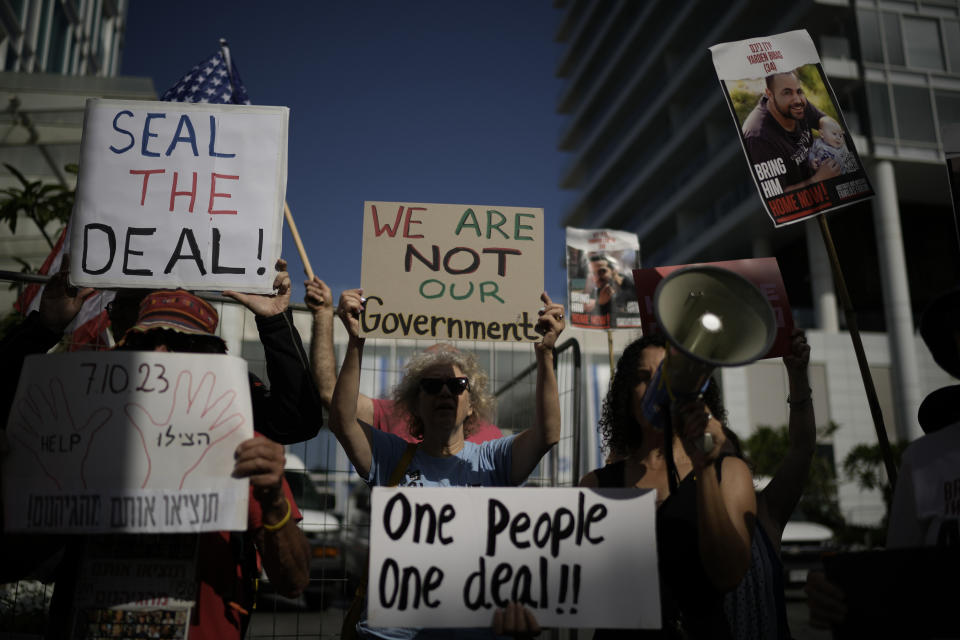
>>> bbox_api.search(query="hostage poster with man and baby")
[710,29,874,227]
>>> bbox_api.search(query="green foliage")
[0,163,74,250]
[729,87,759,127]
[843,440,908,516]
[743,421,845,530]
[794,64,838,121]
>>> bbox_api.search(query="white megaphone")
[642,266,777,449]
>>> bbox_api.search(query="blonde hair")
[390,343,495,440]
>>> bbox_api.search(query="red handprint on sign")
[11,378,112,490]
[124,369,245,489]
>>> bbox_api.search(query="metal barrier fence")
[0,272,584,639]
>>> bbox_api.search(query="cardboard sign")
[633,257,794,359]
[566,227,642,329]
[709,30,873,227]
[368,487,660,629]
[3,351,254,533]
[69,99,288,292]
[360,202,544,342]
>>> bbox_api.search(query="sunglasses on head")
[419,376,470,396]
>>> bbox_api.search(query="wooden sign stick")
[284,201,314,280]
[817,215,898,486]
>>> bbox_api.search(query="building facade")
[554,0,960,525]
[0,0,154,311]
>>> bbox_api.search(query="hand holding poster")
[709,30,874,226]
[368,487,660,629]
[3,351,254,533]
[360,202,544,342]
[566,227,642,329]
[69,99,288,292]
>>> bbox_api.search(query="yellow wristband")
[262,498,292,532]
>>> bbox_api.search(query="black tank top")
[591,458,733,640]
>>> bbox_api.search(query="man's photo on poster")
[726,64,862,195]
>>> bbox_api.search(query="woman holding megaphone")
[580,334,756,640]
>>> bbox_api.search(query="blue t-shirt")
[366,428,515,488]
[359,429,517,640]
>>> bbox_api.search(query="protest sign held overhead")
[360,201,544,342]
[633,257,794,359]
[368,487,660,629]
[566,227,642,329]
[69,99,288,292]
[3,351,254,534]
[710,30,873,227]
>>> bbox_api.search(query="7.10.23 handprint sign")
[3,351,254,534]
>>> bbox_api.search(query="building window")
[867,83,895,138]
[893,85,937,143]
[935,90,960,128]
[944,21,960,73]
[883,12,906,66]
[47,1,69,74]
[857,9,884,63]
[903,16,945,70]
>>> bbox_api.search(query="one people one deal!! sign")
[367,487,660,629]
[360,202,544,342]
[3,351,254,534]
[710,30,873,227]
[69,99,288,292]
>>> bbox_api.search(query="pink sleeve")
[466,420,503,443]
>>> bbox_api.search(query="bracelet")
[787,394,813,407]
[262,498,292,531]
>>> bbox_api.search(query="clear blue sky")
[121,1,572,306]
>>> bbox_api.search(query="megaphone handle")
[699,432,714,454]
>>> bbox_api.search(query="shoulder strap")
[387,442,418,487]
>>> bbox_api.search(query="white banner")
[368,487,660,629]
[3,351,254,533]
[360,201,544,342]
[69,99,288,292]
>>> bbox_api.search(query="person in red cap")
[305,276,503,443]
[39,288,311,640]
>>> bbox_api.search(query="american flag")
[13,41,252,350]
[160,44,251,105]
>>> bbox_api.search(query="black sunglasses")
[419,377,470,396]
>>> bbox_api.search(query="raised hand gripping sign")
[69,99,288,292]
[368,487,660,629]
[3,351,254,533]
[360,202,545,342]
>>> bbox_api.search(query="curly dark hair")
[600,334,728,458]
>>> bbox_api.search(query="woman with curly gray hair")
[389,343,496,441]
[330,287,565,639]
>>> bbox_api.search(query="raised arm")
[225,259,323,444]
[305,276,375,425]
[236,436,310,598]
[510,292,564,485]
[329,289,375,478]
[761,329,815,546]
[676,401,757,591]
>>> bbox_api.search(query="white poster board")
[360,201,544,342]
[3,351,254,533]
[565,227,642,330]
[709,30,873,227]
[69,99,288,292]
[368,487,660,629]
